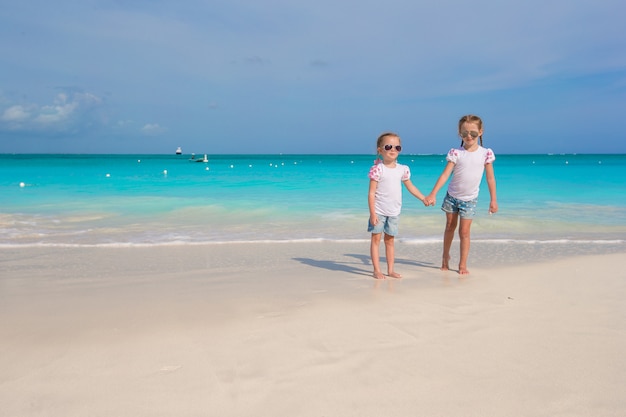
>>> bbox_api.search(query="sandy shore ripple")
[1,242,625,417]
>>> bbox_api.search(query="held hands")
[422,194,436,207]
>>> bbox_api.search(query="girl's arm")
[425,161,455,204]
[368,179,379,224]
[485,163,498,214]
[403,179,426,203]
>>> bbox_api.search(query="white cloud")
[116,119,135,128]
[34,94,79,125]
[141,123,166,135]
[0,92,104,133]
[2,105,31,123]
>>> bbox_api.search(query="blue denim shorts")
[441,192,477,219]
[367,214,399,236]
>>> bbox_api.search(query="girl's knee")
[458,231,471,240]
[459,220,472,238]
[458,226,471,240]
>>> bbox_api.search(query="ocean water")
[1,153,625,247]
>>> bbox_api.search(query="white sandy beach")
[1,242,625,417]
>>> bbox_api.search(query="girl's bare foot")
[373,271,386,280]
[458,266,470,275]
[388,271,402,279]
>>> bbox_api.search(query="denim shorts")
[441,192,477,219]
[367,214,399,236]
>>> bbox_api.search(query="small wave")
[470,238,625,245]
[0,238,370,249]
[0,237,623,249]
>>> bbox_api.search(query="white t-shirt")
[446,146,495,201]
[368,162,411,217]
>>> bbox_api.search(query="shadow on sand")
[292,257,372,277]
[293,253,439,277]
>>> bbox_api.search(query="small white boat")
[175,147,182,155]
[195,154,209,163]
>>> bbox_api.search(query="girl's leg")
[370,233,385,279]
[458,218,473,274]
[384,234,401,278]
[441,212,458,270]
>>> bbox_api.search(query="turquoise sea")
[1,153,625,247]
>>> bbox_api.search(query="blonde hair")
[376,132,400,150]
[458,114,483,146]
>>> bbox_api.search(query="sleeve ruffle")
[368,163,383,181]
[446,148,459,163]
[402,166,411,181]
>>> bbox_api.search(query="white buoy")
[19,182,25,188]
[106,173,111,177]
[163,169,168,175]
[230,165,234,168]
[205,167,209,171]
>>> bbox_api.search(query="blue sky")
[1,0,625,154]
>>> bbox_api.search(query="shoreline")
[1,242,625,416]
[1,238,624,271]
